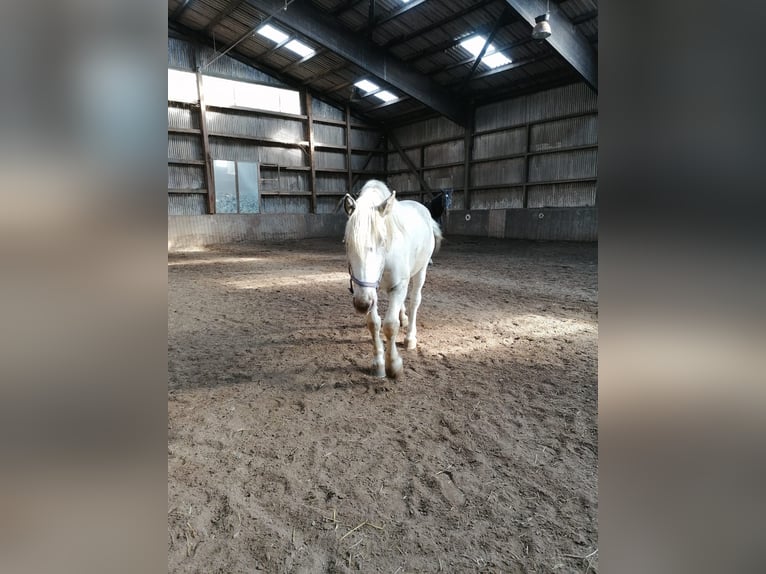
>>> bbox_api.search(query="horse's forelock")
[345,206,385,252]
[345,180,407,252]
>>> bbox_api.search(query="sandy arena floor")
[168,236,598,573]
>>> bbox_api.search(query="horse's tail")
[431,218,443,255]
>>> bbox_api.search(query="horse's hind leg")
[399,304,409,335]
[404,266,428,350]
[367,301,385,378]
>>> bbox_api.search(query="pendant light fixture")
[532,1,552,40]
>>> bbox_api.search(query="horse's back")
[396,199,441,258]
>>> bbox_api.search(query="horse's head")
[344,191,396,314]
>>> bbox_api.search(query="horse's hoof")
[373,365,386,378]
[386,358,403,379]
[404,337,417,350]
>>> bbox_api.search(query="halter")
[348,264,381,294]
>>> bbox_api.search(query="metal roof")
[169,0,597,127]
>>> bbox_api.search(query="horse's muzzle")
[353,297,373,314]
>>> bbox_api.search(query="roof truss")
[244,0,467,125]
[502,0,597,91]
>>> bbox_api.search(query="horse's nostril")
[353,299,371,313]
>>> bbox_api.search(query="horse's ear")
[377,190,396,217]
[343,194,356,216]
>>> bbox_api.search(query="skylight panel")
[374,90,397,103]
[284,39,315,59]
[354,79,380,93]
[483,52,512,68]
[459,35,512,69]
[257,24,289,44]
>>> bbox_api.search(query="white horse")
[343,180,442,378]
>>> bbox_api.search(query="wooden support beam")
[345,105,353,193]
[195,66,215,214]
[523,122,531,208]
[351,135,386,188]
[463,105,474,210]
[388,131,431,194]
[304,92,317,213]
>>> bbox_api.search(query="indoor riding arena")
[168,1,598,572]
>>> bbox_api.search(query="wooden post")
[195,66,215,214]
[463,104,474,210]
[304,91,317,213]
[522,122,531,209]
[388,130,431,196]
[345,105,353,194]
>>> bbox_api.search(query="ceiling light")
[284,39,315,58]
[374,90,397,103]
[532,1,552,40]
[459,35,512,69]
[354,79,379,93]
[257,24,289,44]
[532,13,551,39]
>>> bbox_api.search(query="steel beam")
[382,0,496,49]
[244,0,467,125]
[502,0,597,91]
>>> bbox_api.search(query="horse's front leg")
[383,284,408,378]
[366,300,385,378]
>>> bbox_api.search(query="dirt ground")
[168,235,598,573]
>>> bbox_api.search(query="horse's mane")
[344,180,406,249]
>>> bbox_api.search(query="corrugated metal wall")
[168,194,206,215]
[315,174,347,194]
[528,149,598,182]
[316,151,346,170]
[208,140,305,166]
[471,158,525,186]
[168,134,203,161]
[261,196,311,213]
[167,38,195,70]
[205,110,304,141]
[168,36,596,226]
[527,182,597,208]
[392,116,463,148]
[530,115,598,151]
[168,105,199,130]
[314,124,345,147]
[350,129,381,150]
[351,152,384,171]
[389,82,598,214]
[168,165,205,189]
[473,128,526,159]
[312,98,344,121]
[168,38,385,217]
